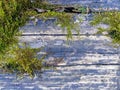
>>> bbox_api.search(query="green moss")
[0,1,4,18]
[0,0,80,78]
[0,0,30,52]
[91,11,120,44]
[0,0,43,78]
[0,44,44,78]
[37,11,79,39]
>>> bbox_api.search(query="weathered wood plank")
[0,65,120,90]
[19,14,108,35]
[1,0,120,89]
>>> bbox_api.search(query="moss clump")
[91,11,120,44]
[0,0,80,78]
[0,44,44,78]
[0,0,44,78]
[0,0,31,52]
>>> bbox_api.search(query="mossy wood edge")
[0,0,80,78]
[0,0,120,78]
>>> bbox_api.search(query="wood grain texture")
[0,1,120,89]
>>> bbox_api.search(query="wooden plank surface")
[0,13,120,90]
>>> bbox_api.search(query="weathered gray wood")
[0,1,120,89]
[15,13,120,89]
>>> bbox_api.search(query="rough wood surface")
[0,0,120,89]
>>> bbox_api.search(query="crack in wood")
[21,33,107,36]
